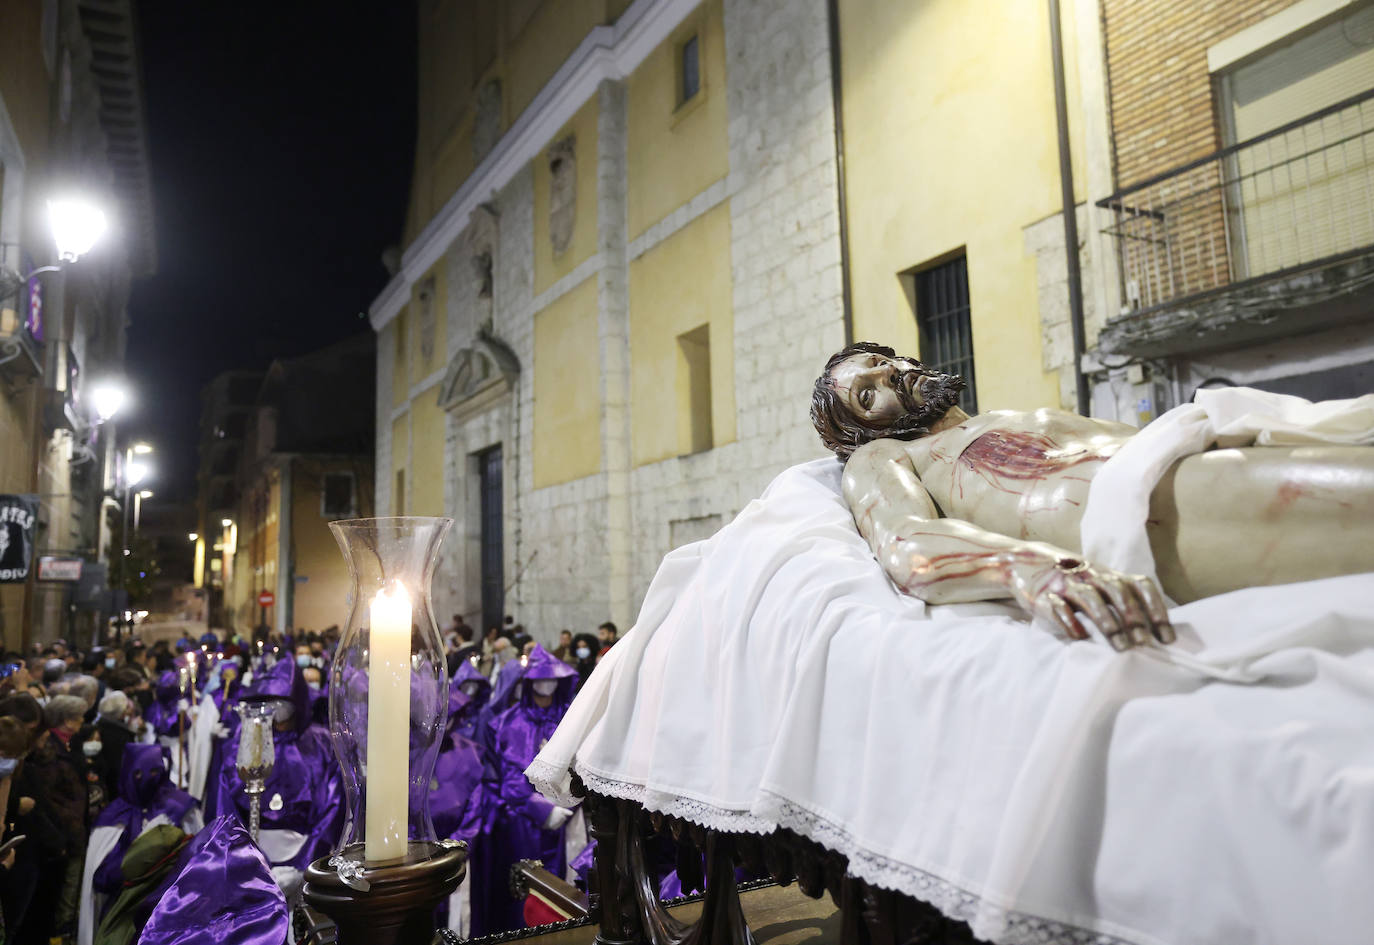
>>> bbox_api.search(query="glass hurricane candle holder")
[326,516,454,868]
[235,701,276,843]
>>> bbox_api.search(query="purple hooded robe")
[144,671,184,740]
[487,645,578,929]
[136,815,288,945]
[214,658,345,883]
[78,745,203,945]
[475,653,528,756]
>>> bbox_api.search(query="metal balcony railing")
[1098,86,1374,315]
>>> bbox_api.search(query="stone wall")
[379,0,848,640]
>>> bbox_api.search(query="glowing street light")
[126,460,150,487]
[132,442,153,454]
[221,518,233,528]
[138,490,153,499]
[91,383,126,423]
[48,197,108,263]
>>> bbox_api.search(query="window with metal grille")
[913,255,977,413]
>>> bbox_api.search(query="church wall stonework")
[380,0,847,642]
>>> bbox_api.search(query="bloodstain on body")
[1263,480,1308,520]
[955,431,1098,497]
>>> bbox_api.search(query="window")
[913,254,977,413]
[394,469,406,516]
[322,473,355,518]
[679,34,701,105]
[1217,4,1374,277]
[677,324,712,454]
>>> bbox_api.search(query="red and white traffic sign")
[257,590,275,607]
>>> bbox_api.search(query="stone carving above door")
[437,330,521,422]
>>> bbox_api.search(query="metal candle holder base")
[302,840,467,945]
[243,778,266,843]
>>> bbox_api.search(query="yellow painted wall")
[391,309,410,406]
[506,0,610,121]
[628,202,736,466]
[533,98,600,295]
[288,460,372,632]
[404,0,633,245]
[410,389,446,515]
[410,264,448,381]
[532,276,603,487]
[391,414,410,514]
[625,0,729,240]
[838,0,1089,410]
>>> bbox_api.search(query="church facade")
[372,0,1365,639]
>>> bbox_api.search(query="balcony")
[1097,87,1374,359]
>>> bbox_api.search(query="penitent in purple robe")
[136,815,288,945]
[214,658,345,886]
[78,744,203,945]
[488,645,578,929]
[475,653,528,755]
[144,671,184,740]
[449,658,492,743]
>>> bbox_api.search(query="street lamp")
[48,197,108,263]
[116,443,153,643]
[90,383,126,423]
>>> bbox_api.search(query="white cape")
[528,418,1374,945]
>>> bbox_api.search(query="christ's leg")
[1147,446,1374,603]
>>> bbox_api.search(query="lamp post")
[15,196,108,650]
[116,445,152,643]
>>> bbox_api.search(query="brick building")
[1088,0,1374,415]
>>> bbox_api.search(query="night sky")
[124,1,417,503]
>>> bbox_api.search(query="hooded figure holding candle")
[214,656,345,900]
[485,645,579,930]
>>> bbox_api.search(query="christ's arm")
[843,438,1172,649]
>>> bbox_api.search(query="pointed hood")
[517,644,578,706]
[449,657,492,718]
[120,743,171,807]
[242,654,311,732]
[154,670,181,704]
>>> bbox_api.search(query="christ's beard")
[892,369,967,430]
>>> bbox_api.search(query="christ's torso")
[898,408,1138,552]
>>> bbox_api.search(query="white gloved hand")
[213,723,230,739]
[176,699,190,713]
[270,865,305,897]
[542,806,573,831]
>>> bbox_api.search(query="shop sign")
[37,556,83,582]
[0,495,39,583]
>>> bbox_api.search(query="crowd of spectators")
[0,614,621,943]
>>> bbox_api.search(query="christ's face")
[828,352,954,426]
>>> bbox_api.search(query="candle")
[366,581,412,863]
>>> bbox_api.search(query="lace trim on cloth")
[527,760,1139,945]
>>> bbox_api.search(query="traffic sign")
[257,590,275,607]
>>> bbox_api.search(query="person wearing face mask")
[571,632,599,689]
[77,743,203,945]
[93,690,139,802]
[214,656,345,904]
[486,646,581,931]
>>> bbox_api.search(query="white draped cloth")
[528,390,1374,945]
